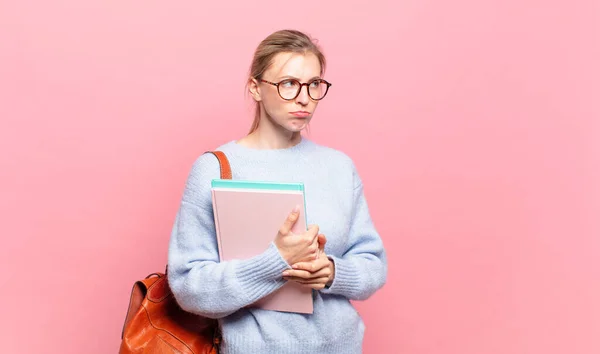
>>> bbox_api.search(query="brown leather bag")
[119,151,232,354]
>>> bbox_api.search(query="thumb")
[279,205,301,235]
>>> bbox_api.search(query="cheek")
[262,95,289,117]
[259,86,279,105]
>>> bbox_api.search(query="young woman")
[167,29,387,354]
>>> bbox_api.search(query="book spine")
[211,190,224,262]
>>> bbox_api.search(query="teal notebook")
[211,179,308,218]
[211,179,305,192]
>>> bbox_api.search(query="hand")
[283,234,335,290]
[274,205,320,265]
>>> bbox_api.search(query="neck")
[240,116,303,150]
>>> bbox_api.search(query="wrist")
[325,257,335,288]
[273,243,292,266]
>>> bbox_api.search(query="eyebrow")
[276,75,322,81]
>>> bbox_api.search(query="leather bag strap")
[205,151,232,180]
[121,151,231,345]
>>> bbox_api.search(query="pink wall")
[1,1,599,353]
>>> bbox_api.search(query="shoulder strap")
[205,151,232,180]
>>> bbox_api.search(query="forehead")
[265,52,321,80]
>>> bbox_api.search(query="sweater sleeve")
[320,162,388,300]
[167,153,291,319]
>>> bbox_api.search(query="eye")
[280,79,297,88]
[309,80,322,88]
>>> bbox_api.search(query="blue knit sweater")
[167,137,387,354]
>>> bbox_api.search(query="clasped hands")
[274,206,335,290]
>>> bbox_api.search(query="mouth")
[290,111,311,118]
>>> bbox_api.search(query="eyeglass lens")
[278,79,329,100]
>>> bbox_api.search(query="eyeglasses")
[258,78,332,101]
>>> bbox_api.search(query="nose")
[295,84,310,106]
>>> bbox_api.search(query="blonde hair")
[247,29,326,134]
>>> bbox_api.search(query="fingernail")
[282,271,290,276]
[293,204,300,213]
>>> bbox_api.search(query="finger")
[289,262,317,273]
[288,277,331,287]
[301,229,320,260]
[284,267,330,280]
[306,230,320,246]
[283,274,312,282]
[311,234,321,259]
[306,224,320,238]
[284,275,329,282]
[279,205,300,235]
[301,277,330,285]
[283,269,313,279]
[301,282,328,290]
[289,258,329,273]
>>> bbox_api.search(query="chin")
[285,122,308,133]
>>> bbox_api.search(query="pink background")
[1,1,599,353]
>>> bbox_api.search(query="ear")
[248,78,262,102]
